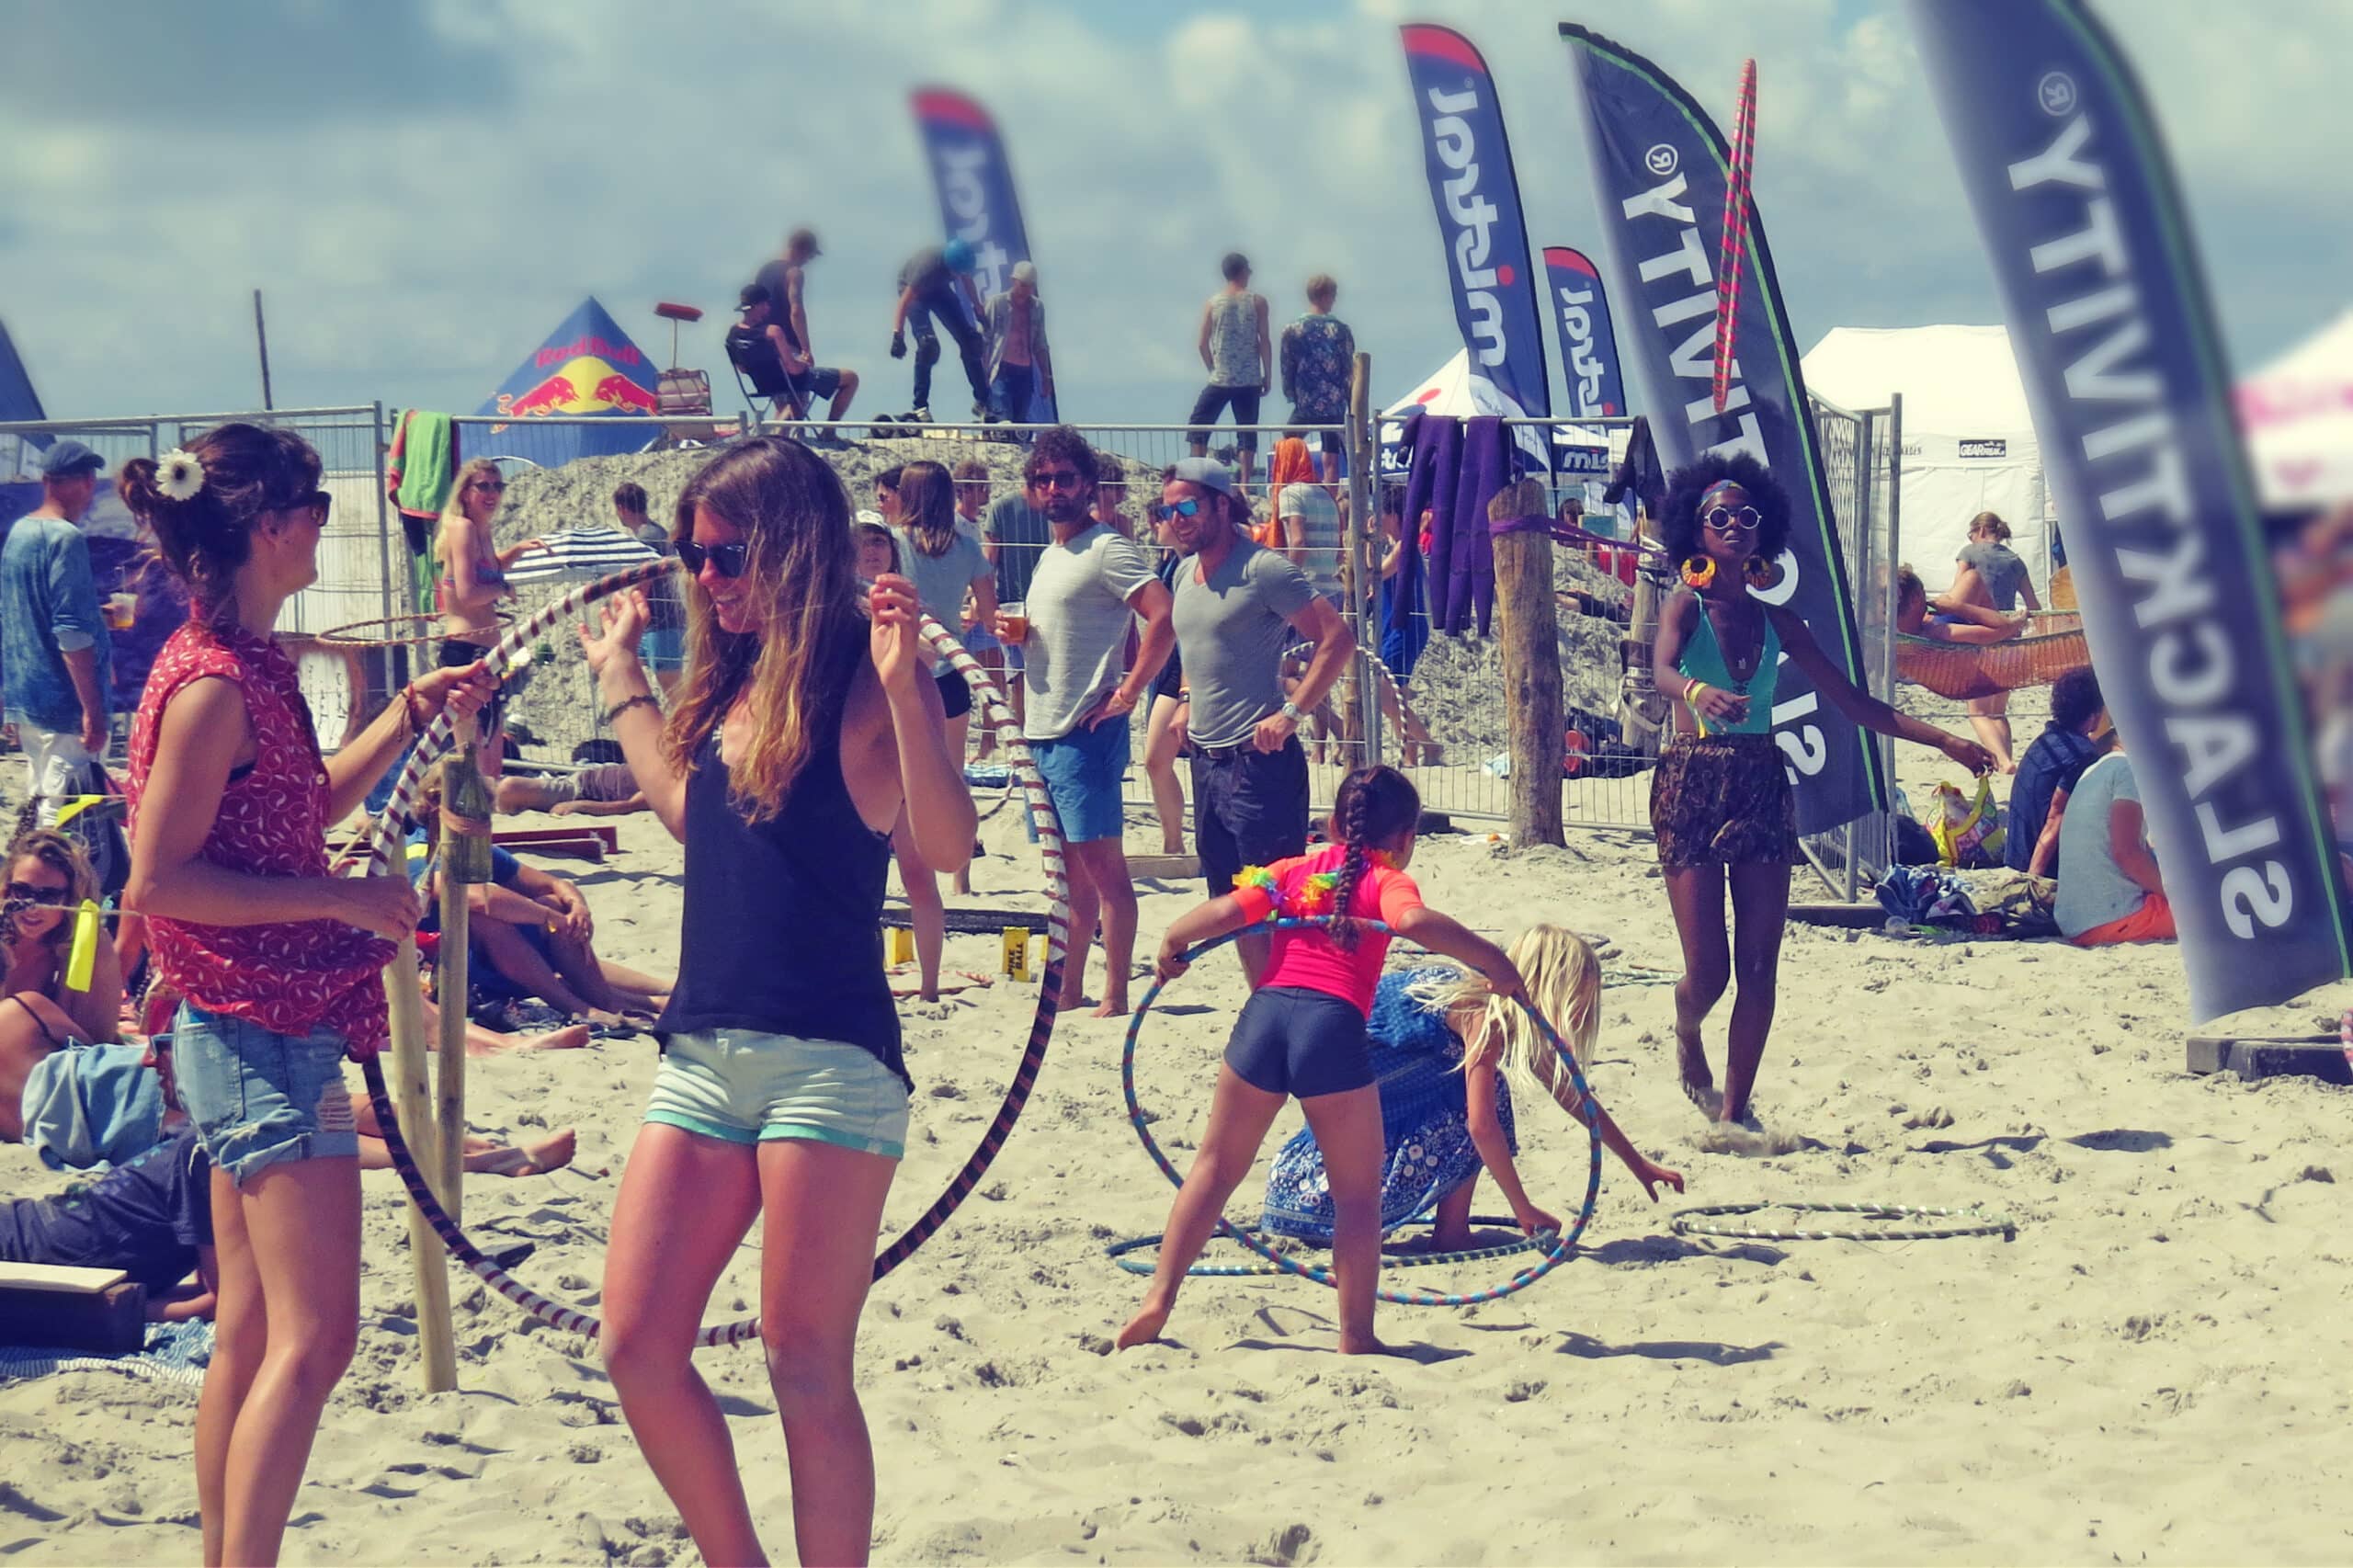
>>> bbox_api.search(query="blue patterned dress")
[1261,968,1517,1241]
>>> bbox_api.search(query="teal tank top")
[1677,604,1780,735]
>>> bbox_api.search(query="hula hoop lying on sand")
[1121,920,1605,1308]
[354,557,1072,1347]
[1105,1215,1541,1279]
[1670,1200,2017,1243]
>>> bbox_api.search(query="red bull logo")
[494,356,658,420]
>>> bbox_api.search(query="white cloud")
[0,0,2341,425]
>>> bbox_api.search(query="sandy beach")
[4,744,2351,1566]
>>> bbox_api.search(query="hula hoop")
[1121,920,1604,1308]
[316,610,517,651]
[1105,1214,1540,1279]
[355,557,1073,1346]
[1670,1201,2017,1244]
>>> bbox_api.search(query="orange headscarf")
[1259,437,1319,548]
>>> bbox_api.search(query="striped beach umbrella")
[504,527,663,586]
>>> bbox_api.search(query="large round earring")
[1744,555,1784,590]
[1681,556,1716,590]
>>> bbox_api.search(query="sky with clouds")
[5,0,2346,427]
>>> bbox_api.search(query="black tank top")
[654,638,908,1088]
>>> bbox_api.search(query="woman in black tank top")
[577,437,976,1566]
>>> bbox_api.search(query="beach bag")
[1927,777,2006,869]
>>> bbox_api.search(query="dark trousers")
[909,284,988,413]
[1187,736,1309,894]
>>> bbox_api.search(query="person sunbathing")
[0,828,123,1144]
[494,764,648,818]
[412,777,670,1027]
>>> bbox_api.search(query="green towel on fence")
[392,409,457,519]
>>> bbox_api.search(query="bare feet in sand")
[1088,994,1131,1018]
[1675,1021,1722,1116]
[1339,1334,1399,1357]
[464,1129,577,1177]
[1116,1299,1172,1349]
[469,1023,591,1057]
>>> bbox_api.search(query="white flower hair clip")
[155,449,207,503]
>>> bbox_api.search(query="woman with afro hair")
[1650,453,1992,1123]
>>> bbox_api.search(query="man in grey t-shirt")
[995,427,1174,1016]
[1161,457,1355,984]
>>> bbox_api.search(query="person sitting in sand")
[1653,457,1992,1126]
[2054,742,2173,946]
[412,773,670,1028]
[0,825,123,1144]
[1263,924,1681,1250]
[1120,767,1525,1357]
[2007,666,2109,878]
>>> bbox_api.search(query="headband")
[1698,479,1749,515]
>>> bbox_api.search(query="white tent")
[1802,325,2052,596]
[1378,348,1608,477]
[2239,308,2353,512]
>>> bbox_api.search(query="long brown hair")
[117,423,322,627]
[897,460,958,559]
[660,437,861,820]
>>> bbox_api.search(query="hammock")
[1894,611,2088,700]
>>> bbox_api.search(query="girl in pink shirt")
[1119,767,1523,1355]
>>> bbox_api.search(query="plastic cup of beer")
[105,593,137,631]
[997,602,1029,643]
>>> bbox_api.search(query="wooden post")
[435,742,494,1265]
[383,937,457,1392]
[1344,352,1381,767]
[1495,517,1565,847]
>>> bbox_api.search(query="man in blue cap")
[888,238,991,423]
[2,440,114,822]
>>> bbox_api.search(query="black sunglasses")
[5,881,70,906]
[268,489,332,522]
[1028,469,1087,491]
[471,479,507,494]
[676,539,751,578]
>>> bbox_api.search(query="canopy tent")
[1377,348,1607,480]
[2239,308,2353,513]
[1802,325,2052,598]
[474,298,664,470]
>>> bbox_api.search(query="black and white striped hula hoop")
[355,557,1072,1346]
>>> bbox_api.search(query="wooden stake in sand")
[435,739,496,1284]
[382,935,456,1392]
[1495,511,1565,848]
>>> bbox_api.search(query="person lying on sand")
[0,1119,576,1325]
[494,764,648,818]
[1262,924,1681,1252]
[1894,564,2027,644]
[1120,767,1524,1357]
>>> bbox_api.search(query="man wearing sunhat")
[983,259,1054,427]
[2,440,115,823]
[889,237,991,423]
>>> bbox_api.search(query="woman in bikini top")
[0,828,122,1142]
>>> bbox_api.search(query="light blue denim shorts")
[646,1029,909,1159]
[172,1002,358,1185]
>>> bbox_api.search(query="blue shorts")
[172,1002,358,1185]
[647,1029,909,1158]
[1031,717,1130,843]
[642,626,686,671]
[1223,985,1373,1099]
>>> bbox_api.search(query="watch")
[1279,700,1307,722]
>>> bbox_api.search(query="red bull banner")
[476,297,663,468]
[910,87,1055,422]
[1908,0,2353,1020]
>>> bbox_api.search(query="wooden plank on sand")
[2184,1034,2351,1085]
[1786,901,1888,929]
[0,1268,145,1353]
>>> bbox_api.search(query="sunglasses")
[676,539,751,578]
[1704,505,1762,534]
[5,881,70,906]
[1153,497,1205,523]
[267,489,332,524]
[1028,469,1086,491]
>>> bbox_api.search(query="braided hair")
[1323,766,1421,951]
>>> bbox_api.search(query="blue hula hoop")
[1120,918,1605,1308]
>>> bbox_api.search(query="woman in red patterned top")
[1119,766,1525,1356]
[119,423,493,1568]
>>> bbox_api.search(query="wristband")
[601,693,661,728]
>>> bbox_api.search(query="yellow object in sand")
[65,900,100,992]
[1002,927,1031,983]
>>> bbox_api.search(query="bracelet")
[601,693,661,728]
